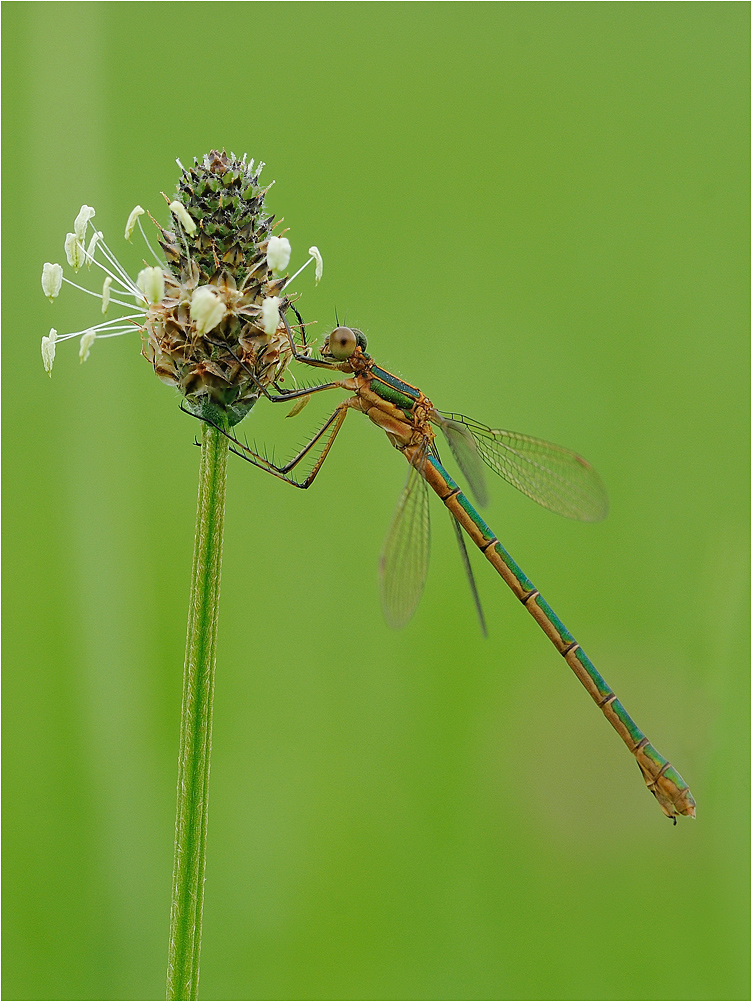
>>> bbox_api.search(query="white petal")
[169,200,197,236]
[79,329,96,363]
[64,232,86,272]
[124,205,145,241]
[102,276,112,314]
[267,235,291,273]
[74,205,96,241]
[261,296,281,335]
[308,246,323,284]
[41,328,57,376]
[85,230,102,267]
[190,286,226,335]
[41,262,63,300]
[137,266,165,305]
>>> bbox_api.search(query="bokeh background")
[4,3,748,1000]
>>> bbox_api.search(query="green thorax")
[370,364,422,415]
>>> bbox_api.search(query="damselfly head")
[324,326,368,360]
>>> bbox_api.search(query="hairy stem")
[166,420,229,1000]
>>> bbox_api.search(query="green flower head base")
[40,151,323,426]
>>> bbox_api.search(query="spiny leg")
[430,441,488,636]
[289,303,310,351]
[231,404,350,487]
[449,516,488,637]
[182,401,350,489]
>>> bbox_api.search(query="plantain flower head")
[39,151,323,427]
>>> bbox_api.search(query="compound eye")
[328,326,357,360]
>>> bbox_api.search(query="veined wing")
[438,411,609,522]
[379,462,431,629]
[439,418,489,508]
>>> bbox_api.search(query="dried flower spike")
[39,151,323,425]
[147,150,310,425]
[39,151,327,1002]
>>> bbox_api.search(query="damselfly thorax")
[340,352,437,460]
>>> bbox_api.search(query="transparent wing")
[438,411,609,522]
[379,463,431,629]
[440,419,489,507]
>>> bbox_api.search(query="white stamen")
[79,329,96,363]
[137,217,163,266]
[190,286,226,335]
[283,255,314,291]
[41,328,57,375]
[124,205,145,241]
[41,262,63,300]
[54,315,145,342]
[169,200,197,236]
[63,276,142,311]
[64,232,86,272]
[267,235,291,273]
[88,233,142,296]
[261,296,281,335]
[308,246,323,284]
[93,327,144,339]
[137,266,165,305]
[102,276,112,314]
[74,205,96,241]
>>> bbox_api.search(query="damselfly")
[194,310,696,822]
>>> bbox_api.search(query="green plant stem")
[166,420,229,1001]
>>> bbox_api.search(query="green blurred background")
[4,3,748,999]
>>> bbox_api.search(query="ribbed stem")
[166,420,229,1000]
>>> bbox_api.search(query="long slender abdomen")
[421,455,696,821]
